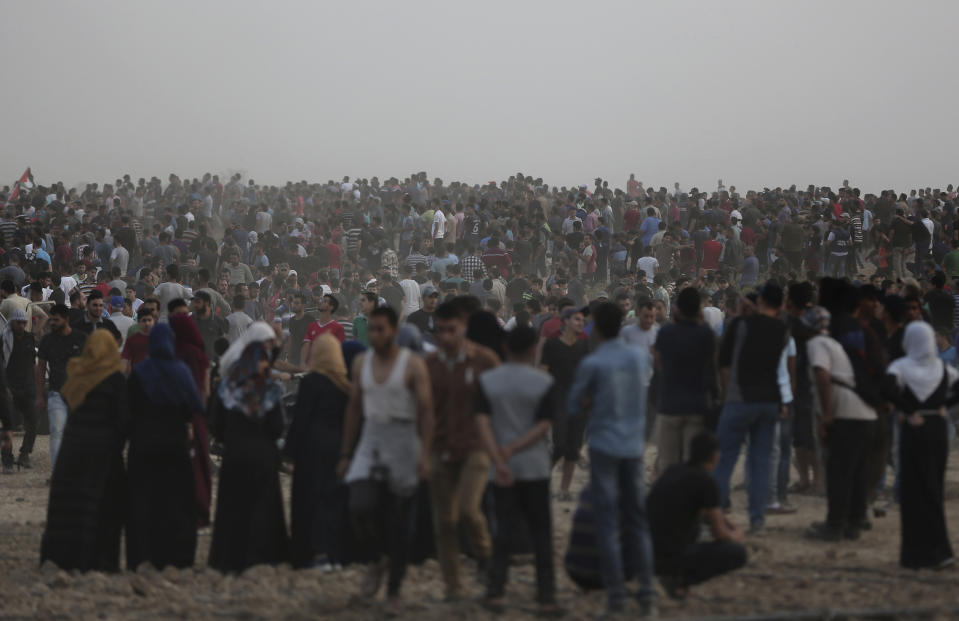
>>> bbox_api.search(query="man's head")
[676,288,701,321]
[758,282,784,316]
[191,290,212,317]
[422,285,440,312]
[291,293,306,315]
[434,300,468,353]
[168,298,189,316]
[319,293,338,317]
[593,302,624,340]
[48,304,70,333]
[359,291,377,316]
[505,325,538,363]
[86,291,105,320]
[368,306,398,353]
[560,306,585,335]
[229,251,240,266]
[9,309,27,336]
[637,301,656,330]
[138,306,157,333]
[0,280,14,299]
[688,431,720,471]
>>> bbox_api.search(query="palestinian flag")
[9,167,33,201]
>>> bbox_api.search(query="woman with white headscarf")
[884,321,957,570]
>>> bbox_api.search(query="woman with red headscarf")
[170,313,213,527]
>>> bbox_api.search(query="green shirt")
[944,250,959,278]
[353,315,369,346]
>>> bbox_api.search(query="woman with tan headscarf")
[41,329,128,572]
[284,334,353,569]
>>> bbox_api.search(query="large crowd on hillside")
[1,170,958,617]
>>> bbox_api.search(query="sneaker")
[16,453,30,469]
[747,522,765,536]
[934,557,956,571]
[804,522,843,541]
[765,503,798,515]
[1,464,13,475]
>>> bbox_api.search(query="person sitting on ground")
[647,431,747,599]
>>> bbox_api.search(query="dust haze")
[2,0,957,192]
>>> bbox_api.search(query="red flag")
[9,167,32,201]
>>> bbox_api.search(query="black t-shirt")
[506,277,530,304]
[540,337,589,398]
[6,332,36,391]
[407,309,435,335]
[381,283,404,314]
[38,330,88,392]
[288,313,316,362]
[647,463,720,560]
[195,315,228,358]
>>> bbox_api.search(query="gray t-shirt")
[475,363,557,481]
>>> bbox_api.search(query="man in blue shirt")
[638,208,661,250]
[567,302,655,616]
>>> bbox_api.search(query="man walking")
[567,302,655,616]
[337,307,434,616]
[36,305,87,471]
[2,310,36,471]
[714,283,789,533]
[425,300,499,600]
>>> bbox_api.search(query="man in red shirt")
[700,231,723,272]
[121,301,157,373]
[482,237,512,279]
[623,201,641,232]
[326,238,342,272]
[301,293,345,366]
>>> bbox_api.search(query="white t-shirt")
[432,210,447,239]
[702,306,725,336]
[636,256,658,280]
[806,335,877,421]
[621,323,658,386]
[399,279,422,316]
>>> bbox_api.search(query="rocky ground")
[4,435,959,620]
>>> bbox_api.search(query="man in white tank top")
[337,306,434,615]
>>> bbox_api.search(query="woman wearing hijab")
[284,334,351,569]
[170,313,213,527]
[126,323,202,570]
[41,329,127,572]
[208,340,289,572]
[883,321,957,569]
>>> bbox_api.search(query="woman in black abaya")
[208,340,289,572]
[883,321,957,570]
[41,330,127,572]
[126,323,202,570]
[285,334,351,569]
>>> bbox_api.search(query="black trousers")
[656,541,747,587]
[488,480,556,605]
[824,419,876,531]
[3,389,36,458]
[899,416,954,569]
[349,480,415,597]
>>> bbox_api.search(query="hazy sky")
[2,1,957,194]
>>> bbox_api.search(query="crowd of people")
[0,170,957,617]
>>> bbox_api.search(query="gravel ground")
[3,434,959,620]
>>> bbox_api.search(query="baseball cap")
[110,295,124,310]
[561,306,589,320]
[365,278,378,288]
[422,285,439,297]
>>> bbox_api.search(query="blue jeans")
[588,448,654,608]
[715,402,779,527]
[47,391,68,472]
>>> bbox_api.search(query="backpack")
[831,331,884,409]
